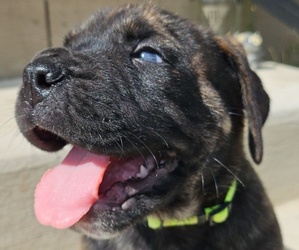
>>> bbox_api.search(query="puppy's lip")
[32,127,67,151]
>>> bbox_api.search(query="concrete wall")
[0,0,298,79]
[0,0,205,79]
[0,0,47,78]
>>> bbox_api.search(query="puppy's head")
[16,4,269,239]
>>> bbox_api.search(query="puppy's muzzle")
[23,48,67,106]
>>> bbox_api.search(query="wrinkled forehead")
[64,4,178,50]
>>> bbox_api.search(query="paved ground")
[275,199,299,250]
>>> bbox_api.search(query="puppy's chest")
[85,226,209,250]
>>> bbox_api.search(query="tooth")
[125,186,138,196]
[145,156,155,171]
[137,165,149,178]
[121,198,136,210]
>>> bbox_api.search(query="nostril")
[34,65,64,90]
[22,62,65,106]
[36,72,50,89]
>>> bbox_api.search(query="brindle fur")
[16,4,283,250]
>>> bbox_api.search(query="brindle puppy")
[16,4,283,250]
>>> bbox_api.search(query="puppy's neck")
[147,179,237,229]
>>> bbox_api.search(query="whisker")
[209,167,219,198]
[127,132,159,167]
[200,170,206,195]
[119,133,124,151]
[122,134,146,161]
[228,107,244,117]
[147,128,169,149]
[228,112,243,116]
[0,115,16,131]
[213,157,245,187]
[112,132,125,158]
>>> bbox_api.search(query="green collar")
[147,179,237,229]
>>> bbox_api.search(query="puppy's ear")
[215,36,270,164]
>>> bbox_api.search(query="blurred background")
[0,0,298,249]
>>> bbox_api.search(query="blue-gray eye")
[139,51,163,63]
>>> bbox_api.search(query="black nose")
[28,63,64,89]
[24,59,64,89]
[23,54,65,105]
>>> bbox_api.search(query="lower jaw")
[72,195,146,240]
[72,158,179,239]
[94,158,179,211]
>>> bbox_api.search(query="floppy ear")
[214,36,270,164]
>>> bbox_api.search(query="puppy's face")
[16,4,268,239]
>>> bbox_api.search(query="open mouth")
[33,127,178,229]
[98,152,178,210]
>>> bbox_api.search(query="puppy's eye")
[140,51,163,63]
[134,49,163,63]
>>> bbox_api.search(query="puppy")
[16,4,283,250]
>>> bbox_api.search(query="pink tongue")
[34,146,110,229]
